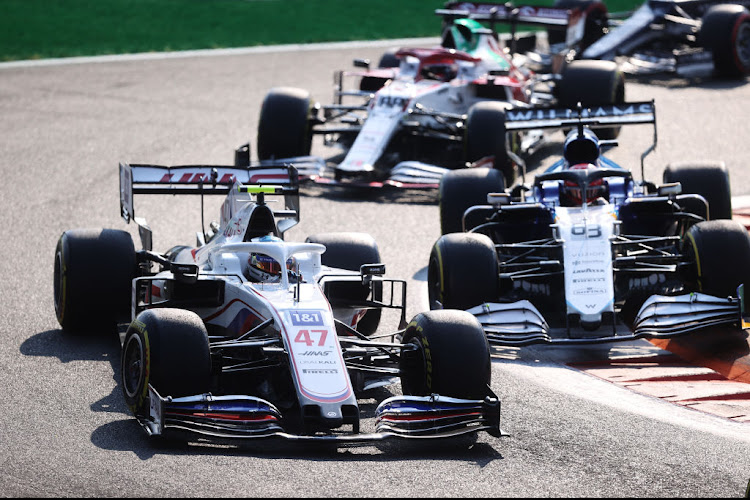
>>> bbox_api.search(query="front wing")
[140,386,504,444]
[468,290,745,346]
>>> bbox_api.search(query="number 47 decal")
[294,329,328,347]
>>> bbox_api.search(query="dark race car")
[53,161,502,445]
[437,0,750,78]
[430,100,750,346]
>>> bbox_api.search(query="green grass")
[0,0,643,62]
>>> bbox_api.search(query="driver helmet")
[563,127,601,166]
[441,18,483,52]
[420,62,458,82]
[245,235,297,283]
[247,252,281,282]
[563,163,607,206]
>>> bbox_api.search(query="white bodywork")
[555,205,616,321]
[329,47,527,181]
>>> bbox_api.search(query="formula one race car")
[436,0,750,78]
[429,100,750,346]
[246,34,624,189]
[53,161,501,444]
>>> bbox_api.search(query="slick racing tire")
[439,167,505,235]
[699,4,750,78]
[399,309,491,400]
[428,232,499,311]
[256,87,313,161]
[305,232,383,336]
[464,101,515,186]
[359,48,400,92]
[682,220,750,298]
[663,161,732,220]
[556,60,625,140]
[121,308,211,415]
[546,0,609,50]
[53,228,136,334]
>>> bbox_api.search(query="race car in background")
[436,0,750,78]
[244,35,624,190]
[53,162,501,444]
[429,100,750,346]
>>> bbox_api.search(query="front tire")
[682,220,750,298]
[399,310,491,400]
[256,87,313,160]
[121,308,211,415]
[428,233,499,311]
[53,228,136,333]
[305,232,383,335]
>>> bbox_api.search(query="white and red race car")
[245,35,625,191]
[53,161,501,444]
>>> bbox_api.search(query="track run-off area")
[1,40,749,497]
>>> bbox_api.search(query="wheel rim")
[122,334,145,399]
[735,20,750,69]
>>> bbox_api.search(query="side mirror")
[234,143,251,167]
[487,192,511,206]
[360,263,385,286]
[658,182,682,197]
[171,262,199,284]
[353,58,371,69]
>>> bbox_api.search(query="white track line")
[0,37,441,70]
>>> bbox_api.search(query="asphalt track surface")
[1,41,750,497]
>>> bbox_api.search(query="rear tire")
[663,161,732,220]
[556,60,625,140]
[439,167,505,235]
[428,233,499,311]
[257,87,313,160]
[464,102,515,186]
[305,232,383,335]
[399,310,491,400]
[121,308,211,415]
[53,228,136,334]
[699,4,750,78]
[682,220,750,298]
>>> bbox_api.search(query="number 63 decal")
[571,223,602,239]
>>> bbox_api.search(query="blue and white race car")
[53,162,502,444]
[430,100,750,346]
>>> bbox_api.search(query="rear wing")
[119,162,300,250]
[504,100,655,131]
[503,100,657,183]
[437,2,570,27]
[436,1,599,49]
